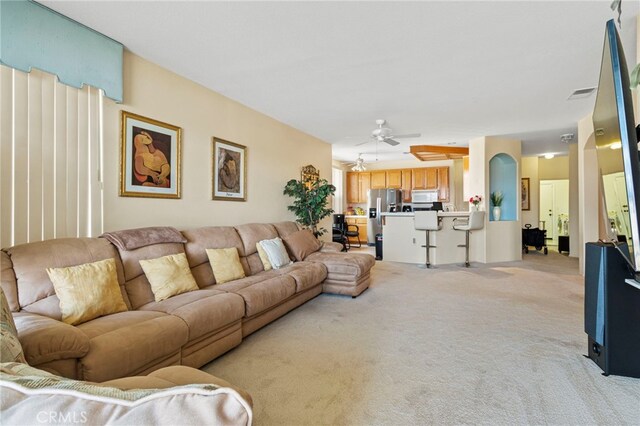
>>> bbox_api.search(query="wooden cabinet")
[412,168,438,190]
[386,169,402,189]
[401,169,412,202]
[437,167,449,202]
[346,172,371,203]
[370,171,386,189]
[346,217,368,245]
[346,172,360,203]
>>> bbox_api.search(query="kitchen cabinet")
[346,217,368,245]
[425,168,438,190]
[401,169,412,202]
[386,170,402,189]
[437,167,449,202]
[359,173,371,203]
[370,171,386,189]
[346,172,360,203]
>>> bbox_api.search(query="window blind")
[0,65,103,248]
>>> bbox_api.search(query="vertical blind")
[0,65,104,249]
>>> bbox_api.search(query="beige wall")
[538,156,569,180]
[521,157,539,227]
[103,52,332,234]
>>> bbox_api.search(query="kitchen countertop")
[344,215,367,218]
[380,211,470,217]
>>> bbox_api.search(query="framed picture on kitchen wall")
[120,111,182,199]
[212,137,247,201]
[521,178,530,211]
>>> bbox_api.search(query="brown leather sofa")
[1,221,375,383]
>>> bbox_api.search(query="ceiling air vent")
[567,87,597,100]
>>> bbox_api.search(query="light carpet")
[203,251,640,425]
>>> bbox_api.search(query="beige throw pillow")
[206,248,246,284]
[255,243,273,271]
[282,229,323,261]
[46,258,128,325]
[139,253,199,302]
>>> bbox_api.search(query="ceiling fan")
[345,154,367,171]
[357,119,421,147]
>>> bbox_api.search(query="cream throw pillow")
[258,238,293,269]
[206,248,246,284]
[139,253,199,302]
[255,243,273,271]
[46,258,128,325]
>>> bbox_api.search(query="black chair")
[333,214,361,251]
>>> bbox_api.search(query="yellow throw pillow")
[206,248,246,284]
[46,258,128,325]
[256,243,273,271]
[139,253,199,302]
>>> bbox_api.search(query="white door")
[539,180,569,245]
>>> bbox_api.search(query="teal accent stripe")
[0,0,123,102]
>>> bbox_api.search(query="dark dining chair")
[332,214,361,251]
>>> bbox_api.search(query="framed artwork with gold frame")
[521,178,530,211]
[301,165,320,189]
[120,111,182,199]
[212,137,247,201]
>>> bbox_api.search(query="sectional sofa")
[1,221,375,384]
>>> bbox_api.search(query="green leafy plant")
[490,191,504,207]
[283,177,336,237]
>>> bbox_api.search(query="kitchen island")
[381,211,476,266]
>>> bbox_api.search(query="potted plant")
[490,191,504,221]
[283,177,336,237]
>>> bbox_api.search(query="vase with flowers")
[469,195,482,211]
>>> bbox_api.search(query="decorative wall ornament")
[212,137,247,201]
[521,178,531,211]
[120,111,182,199]
[301,165,320,189]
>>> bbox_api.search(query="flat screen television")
[593,19,640,277]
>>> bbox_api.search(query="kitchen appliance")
[402,205,413,212]
[367,188,403,244]
[411,190,442,211]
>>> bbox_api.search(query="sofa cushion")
[139,253,199,302]
[139,289,245,342]
[13,312,89,366]
[76,311,188,382]
[272,221,300,238]
[220,274,297,317]
[206,248,246,284]
[46,258,128,325]
[0,363,253,426]
[305,251,376,277]
[282,229,323,261]
[275,262,327,293]
[181,226,248,287]
[258,238,292,269]
[235,223,278,258]
[6,238,130,318]
[1,288,26,363]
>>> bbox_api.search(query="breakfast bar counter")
[381,211,477,266]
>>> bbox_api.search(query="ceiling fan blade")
[393,133,421,139]
[384,139,400,146]
[355,140,371,146]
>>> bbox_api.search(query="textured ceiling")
[41,1,639,163]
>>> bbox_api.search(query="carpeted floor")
[202,251,640,425]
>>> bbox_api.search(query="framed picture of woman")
[521,178,530,211]
[120,111,182,198]
[212,137,247,201]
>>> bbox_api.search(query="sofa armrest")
[13,312,89,366]
[320,241,344,253]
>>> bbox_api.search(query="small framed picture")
[521,178,530,211]
[120,111,181,199]
[212,137,247,201]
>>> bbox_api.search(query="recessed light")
[544,153,555,159]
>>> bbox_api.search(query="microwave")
[411,190,438,203]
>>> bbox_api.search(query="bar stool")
[414,211,441,269]
[453,211,485,267]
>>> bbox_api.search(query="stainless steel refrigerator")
[367,189,402,244]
